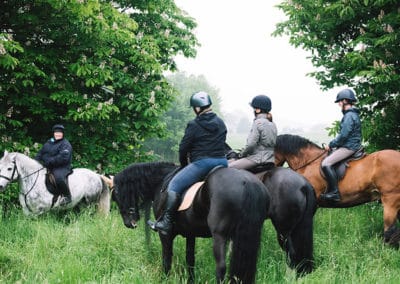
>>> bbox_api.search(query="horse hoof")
[388,232,400,249]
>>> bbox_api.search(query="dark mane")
[276,134,322,155]
[114,161,177,201]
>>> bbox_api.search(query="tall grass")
[1,202,399,283]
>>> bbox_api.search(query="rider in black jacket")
[35,124,73,205]
[148,91,228,235]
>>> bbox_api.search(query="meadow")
[1,200,400,283]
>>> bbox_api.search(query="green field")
[0,201,399,283]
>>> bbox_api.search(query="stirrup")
[147,220,170,235]
[320,191,340,202]
[147,220,157,231]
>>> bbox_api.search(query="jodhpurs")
[321,147,356,167]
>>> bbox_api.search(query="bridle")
[0,160,45,213]
[0,161,18,182]
[290,149,327,171]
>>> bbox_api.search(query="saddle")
[162,165,224,212]
[321,147,366,180]
[247,162,275,174]
[45,169,72,197]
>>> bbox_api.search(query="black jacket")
[35,138,72,170]
[179,112,227,166]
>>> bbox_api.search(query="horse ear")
[9,152,16,162]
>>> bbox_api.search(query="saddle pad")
[178,181,204,211]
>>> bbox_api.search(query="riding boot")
[320,166,341,202]
[58,180,72,206]
[147,191,181,235]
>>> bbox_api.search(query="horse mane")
[8,152,43,172]
[114,161,177,201]
[276,134,322,155]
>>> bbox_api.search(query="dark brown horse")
[275,134,400,245]
[112,162,269,283]
[112,161,317,282]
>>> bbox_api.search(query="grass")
[0,201,399,283]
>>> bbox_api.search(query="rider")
[148,91,228,235]
[35,124,73,206]
[320,88,362,202]
[229,95,277,170]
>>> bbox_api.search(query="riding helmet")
[52,124,65,133]
[250,95,272,112]
[335,89,357,103]
[190,91,212,108]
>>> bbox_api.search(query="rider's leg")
[320,148,354,202]
[148,190,181,235]
[228,157,257,170]
[148,158,227,235]
[320,165,340,202]
[53,168,71,205]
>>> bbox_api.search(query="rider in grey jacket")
[229,95,277,170]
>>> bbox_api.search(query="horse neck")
[288,146,325,171]
[14,153,44,186]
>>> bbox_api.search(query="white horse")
[0,151,110,216]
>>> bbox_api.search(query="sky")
[174,0,343,130]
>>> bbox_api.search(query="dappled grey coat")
[241,113,277,164]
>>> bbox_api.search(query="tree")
[0,0,198,172]
[142,72,223,162]
[274,0,400,150]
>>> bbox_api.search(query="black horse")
[259,166,317,274]
[225,144,317,274]
[113,162,269,283]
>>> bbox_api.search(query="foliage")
[273,0,400,150]
[0,0,198,174]
[142,72,223,162]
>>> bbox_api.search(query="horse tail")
[97,175,111,216]
[229,181,267,283]
[287,181,317,275]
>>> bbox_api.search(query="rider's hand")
[324,145,330,151]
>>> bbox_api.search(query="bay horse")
[274,134,400,246]
[113,162,269,283]
[0,151,110,216]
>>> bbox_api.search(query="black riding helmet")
[335,89,357,103]
[250,95,272,113]
[190,91,212,108]
[52,124,65,133]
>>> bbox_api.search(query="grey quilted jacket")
[241,113,277,164]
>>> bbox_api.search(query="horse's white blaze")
[0,151,110,216]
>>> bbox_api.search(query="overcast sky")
[174,0,343,129]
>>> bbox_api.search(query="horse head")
[113,162,177,230]
[0,151,18,192]
[113,174,140,229]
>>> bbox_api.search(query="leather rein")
[291,149,327,171]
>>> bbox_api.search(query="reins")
[291,149,327,171]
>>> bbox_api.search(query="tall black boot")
[58,180,72,206]
[147,191,180,235]
[320,166,341,202]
